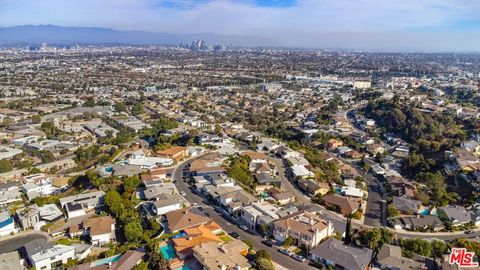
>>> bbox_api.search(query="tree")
[344,217,352,245]
[132,262,148,270]
[387,205,399,218]
[359,228,393,251]
[123,175,140,192]
[124,221,144,242]
[283,236,294,247]
[115,101,127,112]
[31,114,42,124]
[256,257,275,270]
[131,103,145,116]
[431,240,447,258]
[104,191,124,217]
[0,159,13,173]
[243,239,254,251]
[256,250,274,270]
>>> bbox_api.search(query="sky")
[1,0,480,51]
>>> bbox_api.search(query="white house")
[152,194,187,216]
[0,211,17,236]
[0,145,23,160]
[125,156,173,169]
[291,165,315,179]
[28,244,75,270]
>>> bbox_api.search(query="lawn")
[56,237,81,245]
[219,235,233,243]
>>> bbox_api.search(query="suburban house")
[322,194,361,216]
[22,239,75,270]
[165,207,212,233]
[0,211,17,236]
[297,178,330,196]
[272,211,334,248]
[152,194,188,216]
[392,196,423,214]
[309,237,373,270]
[239,202,279,231]
[290,165,315,179]
[267,188,295,205]
[326,139,344,150]
[0,182,22,206]
[377,244,426,270]
[141,168,168,187]
[156,146,189,161]
[192,240,250,270]
[439,205,479,227]
[82,216,116,246]
[16,204,41,230]
[217,188,258,217]
[59,190,105,218]
[389,215,445,231]
[172,221,223,259]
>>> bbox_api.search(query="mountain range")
[0,24,274,47]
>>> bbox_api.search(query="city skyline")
[1,0,480,52]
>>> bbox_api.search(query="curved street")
[172,154,318,270]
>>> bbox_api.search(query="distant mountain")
[0,24,274,47]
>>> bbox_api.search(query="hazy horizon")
[1,0,480,52]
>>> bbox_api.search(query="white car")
[193,202,198,207]
[180,191,186,196]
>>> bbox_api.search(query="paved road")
[269,157,311,206]
[363,173,386,227]
[0,233,48,254]
[173,155,317,270]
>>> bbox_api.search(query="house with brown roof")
[157,146,189,161]
[297,178,330,197]
[172,221,223,259]
[322,194,361,216]
[189,154,225,176]
[272,211,334,248]
[192,240,250,270]
[82,216,116,246]
[268,188,295,205]
[165,207,212,233]
[141,167,167,187]
[326,139,344,150]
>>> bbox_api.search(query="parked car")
[261,240,274,247]
[465,230,475,234]
[278,249,292,256]
[291,254,306,262]
[180,191,186,196]
[230,232,240,239]
[239,224,249,231]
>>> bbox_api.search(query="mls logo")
[449,248,479,268]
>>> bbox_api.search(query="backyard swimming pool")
[419,209,430,216]
[94,254,122,266]
[160,244,177,260]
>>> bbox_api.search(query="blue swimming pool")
[419,209,430,216]
[95,254,122,266]
[176,266,191,270]
[172,231,187,239]
[105,167,114,173]
[160,245,177,260]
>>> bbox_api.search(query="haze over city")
[1,1,480,270]
[1,0,480,51]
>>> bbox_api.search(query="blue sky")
[1,0,480,51]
